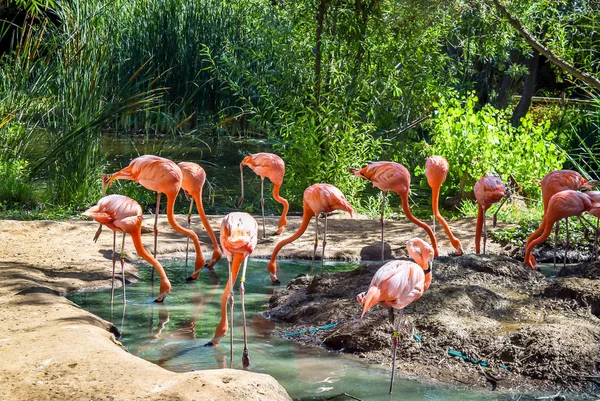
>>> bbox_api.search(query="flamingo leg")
[389,309,404,394]
[185,197,194,269]
[261,178,266,239]
[482,208,487,255]
[111,230,116,306]
[120,232,127,304]
[320,214,328,273]
[553,221,559,268]
[588,216,599,261]
[381,190,386,262]
[152,192,161,281]
[564,218,569,267]
[228,258,234,367]
[240,256,250,369]
[310,215,319,275]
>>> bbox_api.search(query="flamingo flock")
[84,151,598,385]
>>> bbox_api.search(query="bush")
[0,160,39,209]
[427,92,566,199]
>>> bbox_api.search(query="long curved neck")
[431,184,462,252]
[407,240,433,291]
[268,203,314,264]
[129,229,168,283]
[165,193,206,269]
[239,162,245,201]
[272,184,289,226]
[193,191,220,257]
[399,191,439,257]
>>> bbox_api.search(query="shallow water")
[69,258,544,401]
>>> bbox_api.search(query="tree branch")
[489,0,600,92]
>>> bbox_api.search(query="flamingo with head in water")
[107,155,207,279]
[84,194,171,302]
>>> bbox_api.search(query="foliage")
[0,159,39,210]
[426,92,566,199]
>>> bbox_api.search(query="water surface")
[69,258,550,401]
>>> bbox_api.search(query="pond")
[68,258,539,401]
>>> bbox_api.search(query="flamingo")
[526,170,597,267]
[205,212,258,369]
[238,153,289,238]
[107,155,207,279]
[178,161,222,280]
[425,156,463,255]
[474,175,506,255]
[357,238,434,394]
[524,190,600,268]
[266,183,355,284]
[349,161,438,259]
[84,195,171,302]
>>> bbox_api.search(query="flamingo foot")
[242,348,251,369]
[271,279,281,286]
[154,292,168,303]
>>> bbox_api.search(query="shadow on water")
[68,259,551,401]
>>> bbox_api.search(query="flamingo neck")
[268,203,314,264]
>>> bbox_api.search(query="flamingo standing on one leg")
[425,156,463,255]
[524,190,600,268]
[525,170,597,267]
[349,162,438,259]
[238,153,289,238]
[206,212,258,370]
[84,195,171,302]
[357,238,434,394]
[107,155,207,278]
[266,183,355,284]
[178,161,222,280]
[474,175,505,255]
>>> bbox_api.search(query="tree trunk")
[490,0,600,91]
[511,52,539,127]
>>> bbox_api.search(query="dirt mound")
[267,254,600,393]
[558,261,600,280]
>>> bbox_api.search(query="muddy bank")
[267,254,600,395]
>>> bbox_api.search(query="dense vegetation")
[0,0,599,222]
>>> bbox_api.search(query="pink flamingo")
[474,175,506,254]
[84,195,171,302]
[524,190,600,268]
[357,238,434,393]
[266,183,355,284]
[238,153,289,238]
[107,155,207,279]
[526,170,597,266]
[178,161,222,280]
[350,161,438,259]
[206,212,258,369]
[425,156,463,255]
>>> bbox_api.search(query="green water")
[68,258,543,401]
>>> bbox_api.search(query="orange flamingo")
[266,183,355,284]
[525,170,597,267]
[206,212,258,369]
[107,155,207,278]
[524,190,600,268]
[425,156,463,255]
[349,161,438,259]
[84,195,171,302]
[474,175,505,255]
[357,238,434,394]
[238,153,289,238]
[178,161,222,280]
